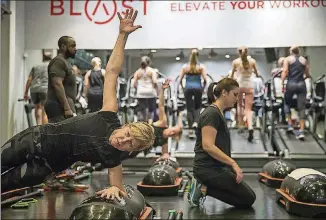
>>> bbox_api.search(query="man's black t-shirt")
[194,105,231,169]
[46,55,76,111]
[40,111,123,171]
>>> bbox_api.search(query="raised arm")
[157,79,170,123]
[101,9,142,112]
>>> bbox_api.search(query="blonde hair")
[238,46,249,69]
[91,57,101,68]
[127,122,155,150]
[290,46,300,55]
[189,49,199,73]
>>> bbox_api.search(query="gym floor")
[1,171,308,219]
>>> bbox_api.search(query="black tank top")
[89,70,104,95]
[152,125,168,147]
[288,56,305,83]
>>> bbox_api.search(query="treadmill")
[172,74,215,158]
[226,78,275,171]
[270,74,326,169]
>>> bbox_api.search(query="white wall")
[0,5,10,145]
[6,1,27,141]
[306,46,326,78]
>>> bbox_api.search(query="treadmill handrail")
[314,73,325,84]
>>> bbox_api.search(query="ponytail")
[207,78,239,104]
[189,50,198,73]
[238,46,249,69]
[207,82,218,104]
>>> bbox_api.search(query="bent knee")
[238,190,256,208]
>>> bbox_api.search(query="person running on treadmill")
[83,57,106,112]
[23,53,51,125]
[281,46,310,140]
[151,79,183,161]
[230,46,260,142]
[1,10,155,201]
[44,36,77,123]
[133,56,158,124]
[179,49,208,138]
[188,78,256,208]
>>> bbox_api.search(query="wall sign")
[25,0,326,49]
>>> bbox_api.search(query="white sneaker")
[192,122,198,129]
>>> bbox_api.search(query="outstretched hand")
[162,79,171,90]
[117,9,142,34]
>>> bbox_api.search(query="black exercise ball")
[262,160,296,179]
[69,185,146,220]
[153,159,179,169]
[142,165,177,186]
[281,168,326,204]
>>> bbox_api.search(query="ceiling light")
[225,54,230,59]
[176,57,180,61]
[151,49,157,53]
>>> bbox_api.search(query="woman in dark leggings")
[179,49,208,138]
[188,78,256,208]
[281,46,310,140]
[83,57,105,112]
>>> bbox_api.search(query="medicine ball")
[153,159,179,169]
[281,168,326,204]
[262,160,296,179]
[142,165,177,186]
[69,185,146,220]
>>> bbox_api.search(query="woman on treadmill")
[281,46,310,140]
[230,46,260,142]
[83,57,106,112]
[179,49,208,138]
[188,78,256,208]
[133,56,158,124]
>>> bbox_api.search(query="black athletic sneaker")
[248,129,254,142]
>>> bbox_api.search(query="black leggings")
[284,81,307,120]
[194,167,256,208]
[184,88,202,127]
[1,127,53,192]
[137,98,156,122]
[88,93,103,113]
